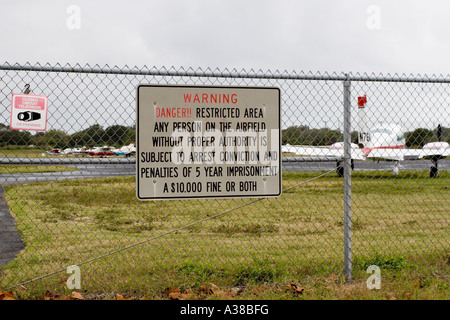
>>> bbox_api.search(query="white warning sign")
[10,94,49,131]
[136,85,281,200]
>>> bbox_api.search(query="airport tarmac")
[0,187,25,267]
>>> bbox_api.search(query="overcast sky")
[1,0,450,76]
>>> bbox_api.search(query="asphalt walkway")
[0,186,25,267]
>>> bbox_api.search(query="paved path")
[0,187,25,267]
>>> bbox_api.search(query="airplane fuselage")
[361,124,405,156]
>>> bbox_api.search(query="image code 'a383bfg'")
[136,85,281,200]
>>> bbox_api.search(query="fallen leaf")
[197,285,208,295]
[0,291,15,300]
[209,283,235,298]
[165,287,180,295]
[208,283,237,299]
[389,296,397,300]
[287,283,304,295]
[165,287,181,300]
[180,288,194,300]
[251,288,260,295]
[116,293,132,300]
[168,292,181,300]
[405,292,411,299]
[217,291,236,298]
[71,291,84,300]
[43,289,54,300]
[209,283,221,295]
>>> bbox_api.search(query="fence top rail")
[1,62,450,83]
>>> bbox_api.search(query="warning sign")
[136,85,281,200]
[10,94,48,131]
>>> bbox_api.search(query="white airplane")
[112,143,136,157]
[61,146,89,157]
[58,144,136,158]
[282,95,449,177]
[87,146,116,157]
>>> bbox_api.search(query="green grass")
[0,148,47,158]
[0,169,448,300]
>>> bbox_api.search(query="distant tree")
[351,131,359,144]
[31,129,69,148]
[406,128,434,148]
[0,124,32,146]
[0,123,137,148]
[282,125,309,145]
[323,128,342,145]
[103,125,135,146]
[70,124,105,147]
[282,125,342,146]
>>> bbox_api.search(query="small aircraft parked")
[112,143,136,157]
[87,146,116,157]
[49,143,136,158]
[282,95,448,177]
[61,146,89,157]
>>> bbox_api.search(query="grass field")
[0,170,448,300]
[0,148,48,158]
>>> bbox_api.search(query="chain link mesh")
[0,63,448,298]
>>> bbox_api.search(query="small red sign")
[10,94,48,131]
[358,95,367,107]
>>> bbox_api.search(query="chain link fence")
[0,63,448,299]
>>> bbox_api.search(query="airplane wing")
[113,143,136,156]
[282,144,365,160]
[419,142,450,159]
[366,142,449,161]
[365,149,410,161]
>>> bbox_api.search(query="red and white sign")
[10,94,49,131]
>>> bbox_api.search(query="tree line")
[0,124,135,149]
[281,125,449,148]
[0,123,448,149]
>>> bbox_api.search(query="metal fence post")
[343,76,352,282]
